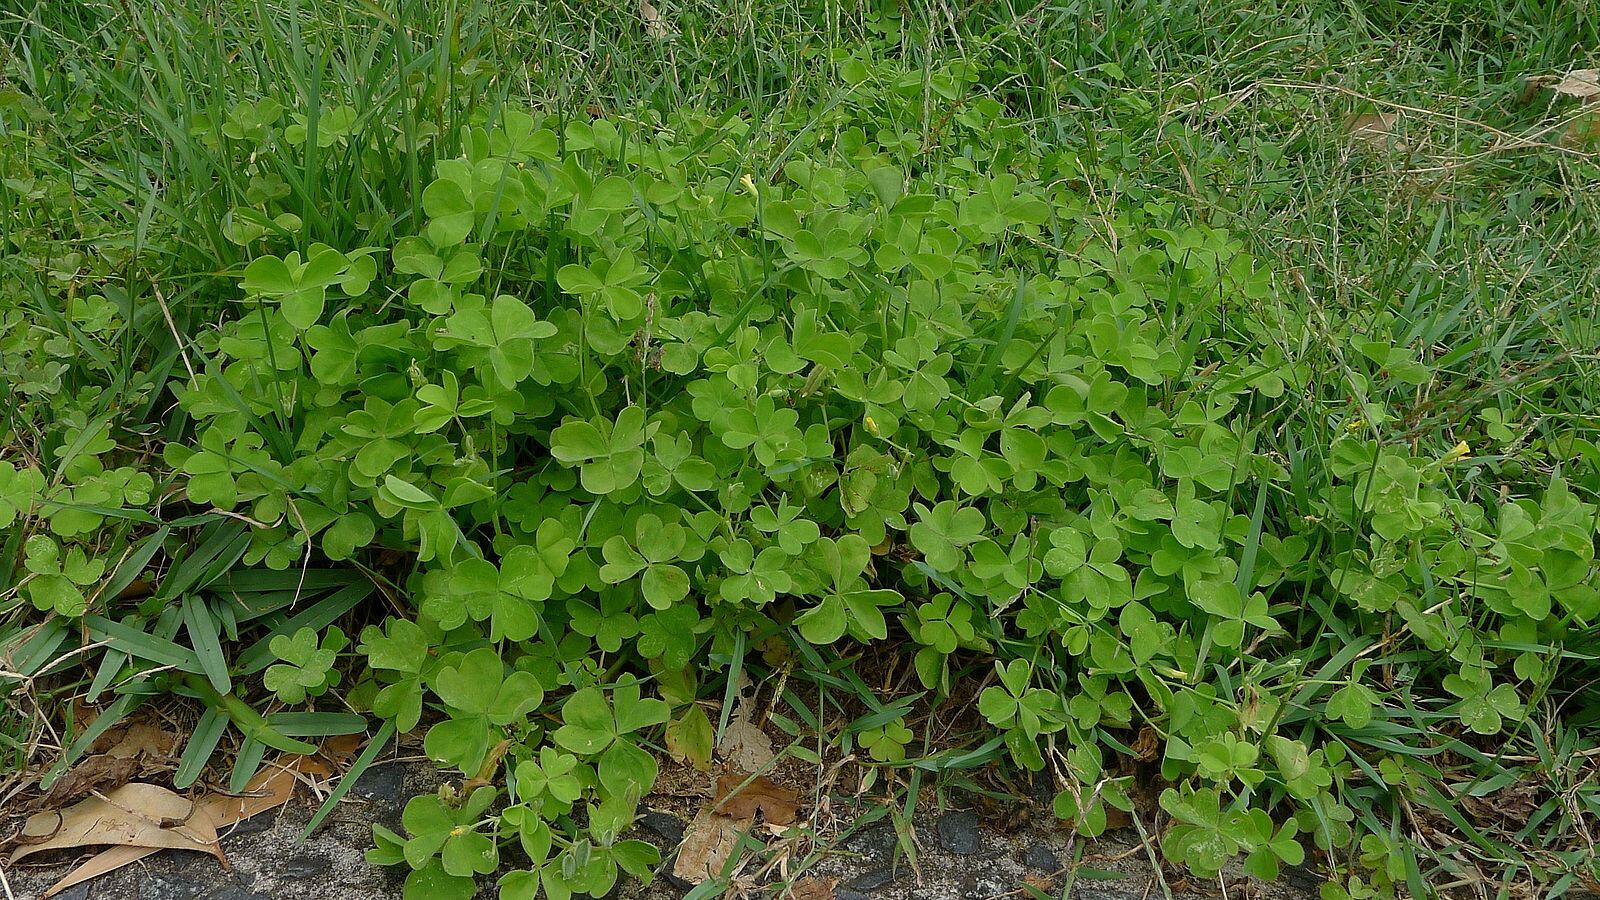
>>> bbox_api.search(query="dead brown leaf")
[1552,69,1600,101]
[38,755,331,898]
[1348,112,1398,143]
[1131,725,1160,762]
[33,754,141,811]
[639,0,672,39]
[321,733,364,763]
[200,754,331,830]
[9,783,223,866]
[788,875,838,900]
[713,773,799,826]
[1524,69,1600,103]
[672,808,746,884]
[105,722,179,760]
[716,697,774,773]
[671,768,807,885]
[462,739,513,794]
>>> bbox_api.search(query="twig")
[150,282,197,385]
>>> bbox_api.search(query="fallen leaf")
[10,783,222,866]
[639,0,673,39]
[200,754,331,830]
[716,696,774,773]
[105,722,179,760]
[42,845,161,898]
[670,770,806,886]
[1131,725,1160,762]
[1524,69,1600,103]
[462,739,513,793]
[322,733,364,763]
[1553,69,1600,101]
[1348,112,1398,143]
[34,754,140,810]
[40,755,331,898]
[713,773,799,826]
[789,875,838,900]
[666,705,715,771]
[671,808,745,884]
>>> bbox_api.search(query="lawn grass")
[3,0,1599,896]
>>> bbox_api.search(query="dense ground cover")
[3,1,1600,897]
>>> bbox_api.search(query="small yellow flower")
[864,415,879,435]
[1443,440,1470,462]
[740,173,758,197]
[1346,418,1365,433]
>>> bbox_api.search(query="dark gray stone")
[351,760,406,804]
[637,808,687,847]
[841,821,896,860]
[144,870,208,900]
[844,868,896,892]
[279,849,334,880]
[1020,842,1059,873]
[49,885,90,900]
[835,889,872,900]
[935,811,980,855]
[223,809,277,838]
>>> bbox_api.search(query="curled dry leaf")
[36,719,184,809]
[38,754,333,898]
[33,754,141,811]
[9,782,223,866]
[104,721,180,760]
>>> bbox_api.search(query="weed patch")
[3,2,1600,898]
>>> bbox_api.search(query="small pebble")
[845,868,896,892]
[935,810,981,855]
[1021,842,1060,873]
[279,849,334,880]
[636,808,687,847]
[844,822,897,861]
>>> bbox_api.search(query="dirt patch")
[1,760,1320,900]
